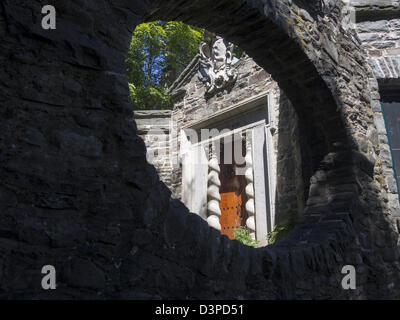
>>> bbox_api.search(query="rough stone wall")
[0,0,399,300]
[135,110,172,189]
[351,1,400,216]
[274,89,306,226]
[357,18,400,79]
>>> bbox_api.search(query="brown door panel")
[218,138,248,240]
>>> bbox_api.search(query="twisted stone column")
[245,133,256,240]
[207,141,221,231]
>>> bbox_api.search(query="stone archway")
[0,0,399,299]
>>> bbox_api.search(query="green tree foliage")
[233,227,259,248]
[126,21,203,110]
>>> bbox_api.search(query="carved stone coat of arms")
[198,35,239,96]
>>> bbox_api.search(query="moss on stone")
[267,217,296,244]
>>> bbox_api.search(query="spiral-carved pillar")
[245,132,256,240]
[207,141,222,230]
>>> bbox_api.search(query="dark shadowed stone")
[47,222,87,248]
[18,217,51,246]
[34,193,77,210]
[163,200,188,247]
[56,131,103,158]
[0,186,17,210]
[23,128,48,148]
[62,257,106,290]
[197,230,221,276]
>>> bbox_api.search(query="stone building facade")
[141,49,304,246]
[135,110,172,188]
[2,0,400,299]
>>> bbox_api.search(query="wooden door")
[219,138,248,239]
